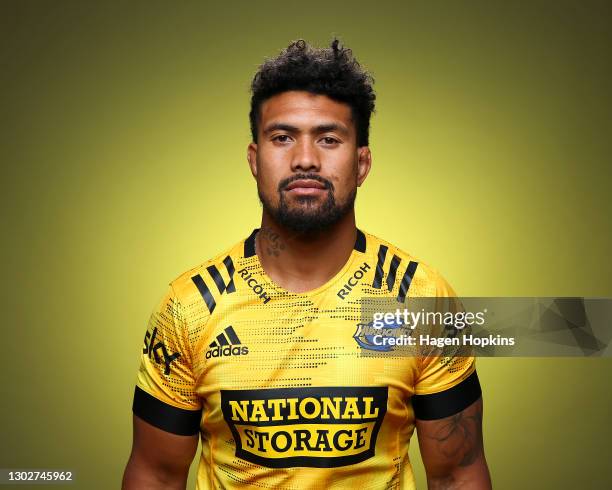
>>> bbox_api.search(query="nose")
[290,138,321,173]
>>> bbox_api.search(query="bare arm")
[416,397,491,489]
[122,415,199,490]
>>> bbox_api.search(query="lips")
[285,179,327,191]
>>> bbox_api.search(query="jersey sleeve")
[412,271,481,420]
[132,284,202,435]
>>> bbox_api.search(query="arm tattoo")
[428,474,457,490]
[426,404,483,468]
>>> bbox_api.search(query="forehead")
[259,91,353,128]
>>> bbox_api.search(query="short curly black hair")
[249,38,376,147]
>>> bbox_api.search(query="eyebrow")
[262,122,350,137]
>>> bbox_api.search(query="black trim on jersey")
[372,244,388,289]
[132,386,202,436]
[191,274,216,314]
[412,370,482,420]
[244,229,258,257]
[397,261,419,303]
[244,227,367,258]
[354,229,367,253]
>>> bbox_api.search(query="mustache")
[277,173,334,192]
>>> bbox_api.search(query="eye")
[321,136,340,145]
[272,134,292,143]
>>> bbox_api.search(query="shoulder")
[165,233,248,312]
[360,229,457,297]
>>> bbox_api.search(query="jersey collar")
[244,228,366,257]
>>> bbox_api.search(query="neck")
[255,211,357,294]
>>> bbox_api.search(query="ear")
[247,142,258,178]
[356,146,372,186]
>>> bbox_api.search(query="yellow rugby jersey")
[133,228,480,489]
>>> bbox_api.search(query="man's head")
[247,39,375,234]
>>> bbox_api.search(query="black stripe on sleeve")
[412,370,482,420]
[133,386,202,436]
[397,261,419,303]
[223,256,236,293]
[372,245,388,289]
[386,255,401,291]
[207,265,226,294]
[191,274,216,314]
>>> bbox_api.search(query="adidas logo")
[205,326,249,359]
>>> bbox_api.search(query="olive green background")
[1,1,610,488]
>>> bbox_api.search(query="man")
[123,38,491,489]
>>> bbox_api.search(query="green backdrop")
[1,1,610,488]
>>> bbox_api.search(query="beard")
[258,173,357,234]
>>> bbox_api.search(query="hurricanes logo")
[221,387,388,468]
[353,317,409,352]
[206,326,249,359]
